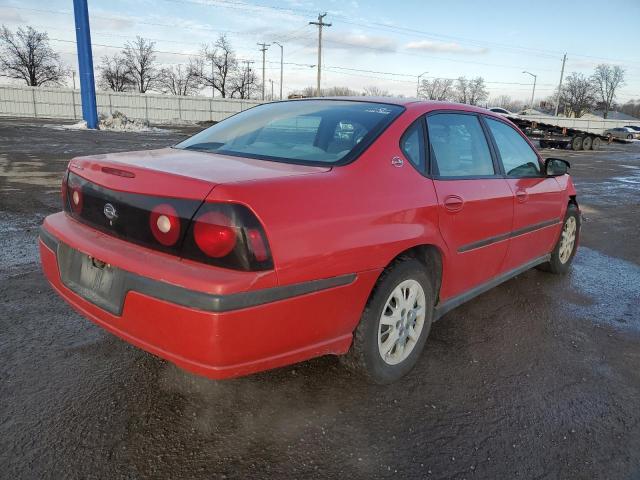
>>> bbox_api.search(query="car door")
[483,116,564,271]
[426,112,514,300]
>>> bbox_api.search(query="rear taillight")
[61,170,69,208]
[62,172,273,271]
[149,203,181,246]
[67,174,83,214]
[247,228,269,262]
[193,211,237,258]
[185,203,273,271]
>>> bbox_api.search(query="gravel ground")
[1,117,639,480]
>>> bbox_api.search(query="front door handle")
[443,195,464,212]
[515,189,529,203]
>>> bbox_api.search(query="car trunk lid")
[68,147,331,199]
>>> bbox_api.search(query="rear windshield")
[175,100,404,165]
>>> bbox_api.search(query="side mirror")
[545,158,570,177]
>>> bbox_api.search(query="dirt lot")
[1,117,639,480]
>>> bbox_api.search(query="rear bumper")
[39,214,380,379]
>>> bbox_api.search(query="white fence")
[0,85,263,124]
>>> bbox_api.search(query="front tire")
[342,258,435,384]
[541,204,580,274]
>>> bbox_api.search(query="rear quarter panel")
[206,107,448,287]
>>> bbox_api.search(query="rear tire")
[540,204,580,274]
[627,134,633,140]
[582,136,593,150]
[571,136,584,150]
[592,137,602,150]
[341,258,435,384]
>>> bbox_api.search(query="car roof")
[297,97,495,114]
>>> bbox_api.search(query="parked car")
[604,126,640,140]
[39,99,580,384]
[623,125,640,134]
[488,107,514,116]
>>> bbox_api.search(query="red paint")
[40,100,578,379]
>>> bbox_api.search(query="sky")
[1,0,639,103]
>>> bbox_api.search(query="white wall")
[0,85,263,124]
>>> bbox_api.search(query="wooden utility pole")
[309,13,331,97]
[257,43,270,100]
[242,60,254,99]
[554,54,567,117]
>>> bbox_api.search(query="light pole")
[522,71,537,111]
[416,71,428,98]
[273,41,283,100]
[269,79,274,101]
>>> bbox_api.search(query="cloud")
[0,7,26,24]
[92,16,135,31]
[329,32,398,53]
[404,40,488,55]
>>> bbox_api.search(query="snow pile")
[54,111,168,133]
[63,120,88,130]
[98,111,162,132]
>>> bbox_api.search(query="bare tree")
[559,72,596,118]
[362,85,391,97]
[298,86,359,97]
[0,25,68,86]
[454,77,487,105]
[191,34,238,98]
[157,65,199,95]
[620,99,640,119]
[591,64,625,119]
[229,62,258,99]
[467,77,488,106]
[454,77,469,104]
[98,54,133,92]
[123,36,157,93]
[418,78,454,101]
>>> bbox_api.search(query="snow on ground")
[47,111,175,133]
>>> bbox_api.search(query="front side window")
[175,100,404,165]
[426,113,495,177]
[485,117,540,176]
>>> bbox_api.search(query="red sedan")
[39,98,579,384]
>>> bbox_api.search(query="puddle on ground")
[565,247,640,332]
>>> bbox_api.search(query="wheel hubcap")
[378,279,426,365]
[559,216,577,264]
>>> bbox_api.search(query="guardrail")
[0,85,263,124]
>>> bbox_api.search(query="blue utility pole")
[73,0,98,129]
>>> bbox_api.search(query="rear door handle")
[443,195,464,212]
[515,189,529,203]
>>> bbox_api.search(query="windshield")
[175,100,404,165]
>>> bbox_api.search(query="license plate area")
[57,244,127,315]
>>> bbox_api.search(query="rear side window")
[426,113,495,177]
[400,121,425,171]
[485,118,540,176]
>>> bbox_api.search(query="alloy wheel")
[559,216,577,264]
[378,279,426,365]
